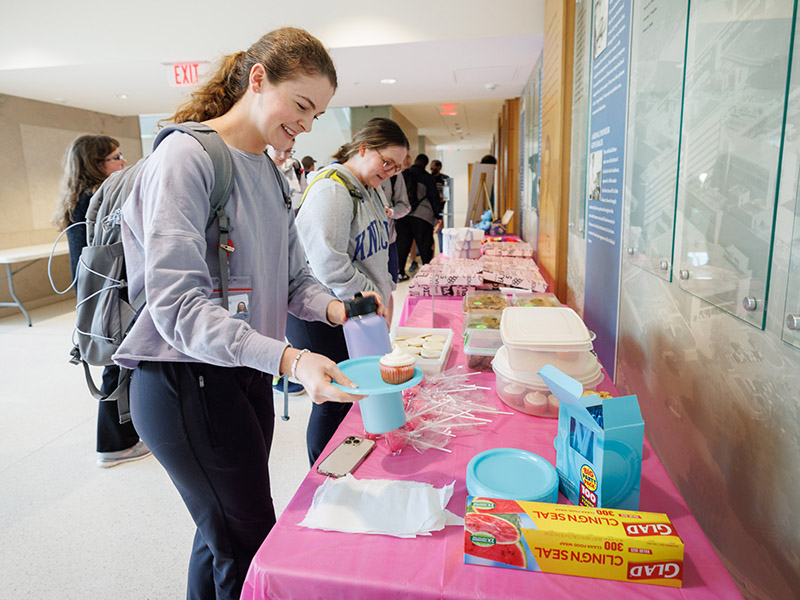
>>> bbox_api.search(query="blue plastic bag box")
[538,365,644,511]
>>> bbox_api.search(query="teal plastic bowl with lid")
[466,448,558,503]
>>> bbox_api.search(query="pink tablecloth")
[242,297,740,600]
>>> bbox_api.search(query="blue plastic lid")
[466,448,558,503]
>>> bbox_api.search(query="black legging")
[130,362,276,600]
[285,314,351,466]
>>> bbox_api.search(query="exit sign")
[168,62,206,87]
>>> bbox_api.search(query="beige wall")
[388,107,419,157]
[0,94,141,318]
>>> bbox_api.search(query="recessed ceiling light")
[116,94,128,100]
[380,78,397,85]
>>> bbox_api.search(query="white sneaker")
[96,441,151,468]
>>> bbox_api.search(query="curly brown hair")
[51,135,119,231]
[167,27,337,125]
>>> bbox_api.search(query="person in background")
[379,153,412,283]
[301,155,316,175]
[269,140,306,210]
[288,117,409,465]
[396,153,441,281]
[52,135,151,469]
[113,27,370,599]
[430,158,449,251]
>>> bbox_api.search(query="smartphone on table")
[317,435,376,478]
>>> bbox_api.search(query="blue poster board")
[583,0,632,380]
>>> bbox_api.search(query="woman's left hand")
[326,300,347,325]
[326,291,387,325]
[360,291,387,319]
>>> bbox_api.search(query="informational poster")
[583,0,632,380]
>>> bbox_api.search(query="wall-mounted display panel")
[784,185,800,348]
[524,56,543,213]
[623,0,689,280]
[568,0,592,237]
[676,0,795,329]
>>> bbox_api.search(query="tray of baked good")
[390,327,454,375]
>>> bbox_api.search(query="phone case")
[317,436,376,478]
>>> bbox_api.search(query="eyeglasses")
[277,150,295,157]
[375,149,402,175]
[101,153,124,162]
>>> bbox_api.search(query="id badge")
[210,276,253,323]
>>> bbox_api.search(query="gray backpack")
[70,122,235,423]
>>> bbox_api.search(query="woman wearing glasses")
[288,117,409,464]
[52,136,150,468]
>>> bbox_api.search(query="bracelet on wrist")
[291,348,310,380]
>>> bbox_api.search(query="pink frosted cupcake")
[379,346,416,384]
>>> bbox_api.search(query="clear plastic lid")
[500,306,593,351]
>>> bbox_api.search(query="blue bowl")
[467,448,558,503]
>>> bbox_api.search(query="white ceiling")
[0,1,544,150]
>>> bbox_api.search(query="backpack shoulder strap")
[153,122,234,229]
[153,122,236,307]
[298,168,361,219]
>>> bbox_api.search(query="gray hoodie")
[296,163,393,305]
[114,131,336,376]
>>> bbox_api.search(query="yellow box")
[464,497,684,587]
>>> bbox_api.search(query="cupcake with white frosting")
[379,346,417,384]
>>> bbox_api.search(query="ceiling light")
[380,78,397,85]
[485,83,497,90]
[116,94,128,100]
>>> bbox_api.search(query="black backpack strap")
[154,122,235,307]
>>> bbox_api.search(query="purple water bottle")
[342,293,392,358]
[342,293,405,433]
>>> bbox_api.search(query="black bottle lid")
[343,292,378,318]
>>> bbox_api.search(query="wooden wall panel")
[538,0,574,300]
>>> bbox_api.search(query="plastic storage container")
[464,328,503,371]
[462,290,510,313]
[462,310,503,335]
[391,326,454,375]
[492,346,603,417]
[509,291,561,307]
[500,306,594,372]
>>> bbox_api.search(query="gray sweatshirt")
[296,163,393,305]
[114,131,336,376]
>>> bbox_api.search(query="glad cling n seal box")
[464,497,684,587]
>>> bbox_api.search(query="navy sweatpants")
[130,362,276,600]
[285,314,351,466]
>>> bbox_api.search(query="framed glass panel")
[623,0,689,279]
[783,179,800,348]
[525,56,543,213]
[677,0,795,329]
[568,0,593,236]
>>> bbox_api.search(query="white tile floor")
[0,280,410,599]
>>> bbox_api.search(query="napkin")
[299,474,463,538]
